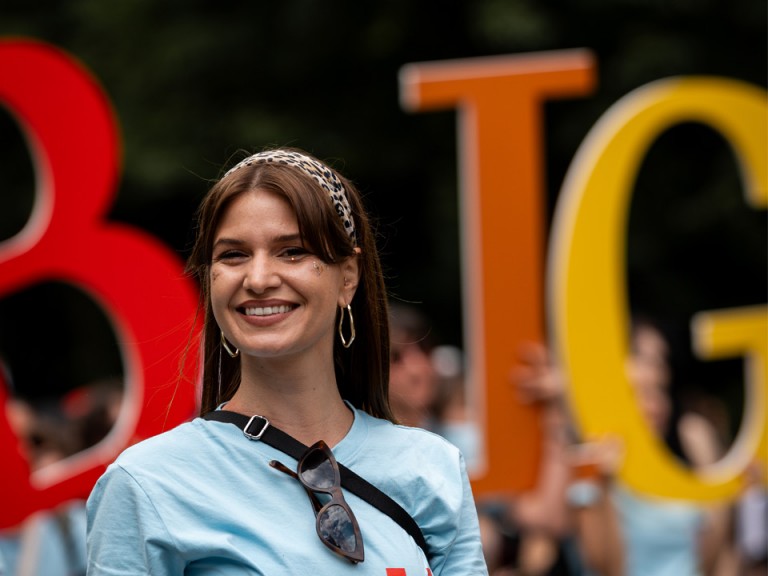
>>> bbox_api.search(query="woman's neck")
[223,354,354,447]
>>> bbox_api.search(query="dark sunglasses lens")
[300,450,335,489]
[317,504,358,554]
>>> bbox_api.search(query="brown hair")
[185,148,393,421]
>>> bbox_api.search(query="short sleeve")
[86,464,185,575]
[427,452,488,576]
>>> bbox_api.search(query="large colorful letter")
[550,77,767,500]
[400,50,596,492]
[0,40,200,527]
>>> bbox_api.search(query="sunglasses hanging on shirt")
[201,410,431,564]
[271,440,364,564]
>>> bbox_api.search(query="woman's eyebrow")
[274,233,303,243]
[270,233,307,247]
[212,237,244,250]
[213,233,303,249]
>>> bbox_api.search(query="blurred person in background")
[0,378,123,576]
[387,301,440,429]
[431,344,481,471]
[477,504,524,576]
[473,342,586,576]
[560,317,736,576]
[476,500,578,576]
[61,377,124,450]
[459,342,586,576]
[1,396,86,576]
[733,462,767,576]
[388,304,482,467]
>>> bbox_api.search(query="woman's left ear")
[339,254,360,305]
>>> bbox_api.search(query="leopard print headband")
[224,149,357,246]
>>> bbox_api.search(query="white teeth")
[244,305,292,317]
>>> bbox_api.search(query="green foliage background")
[0,0,765,437]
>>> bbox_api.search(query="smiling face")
[210,188,357,363]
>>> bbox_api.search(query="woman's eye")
[214,250,246,262]
[281,247,309,260]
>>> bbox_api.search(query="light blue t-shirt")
[86,406,488,575]
[0,501,86,576]
[614,485,705,576]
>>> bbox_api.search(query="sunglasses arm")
[270,460,324,514]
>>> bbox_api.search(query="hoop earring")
[221,331,239,358]
[338,304,356,348]
[217,339,223,402]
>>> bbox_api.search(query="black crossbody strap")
[201,410,430,559]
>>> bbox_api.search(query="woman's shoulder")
[112,418,204,469]
[354,409,463,465]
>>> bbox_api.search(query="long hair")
[185,148,393,421]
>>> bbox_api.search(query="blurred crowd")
[1,377,122,576]
[388,303,767,576]
[1,304,766,575]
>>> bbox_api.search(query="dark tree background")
[0,0,765,440]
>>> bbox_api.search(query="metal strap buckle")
[243,415,270,440]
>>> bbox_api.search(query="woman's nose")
[243,254,280,293]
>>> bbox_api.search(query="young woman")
[86,148,488,575]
